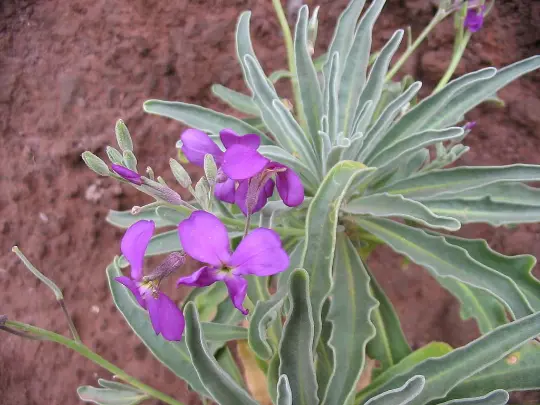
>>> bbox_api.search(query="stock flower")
[464,6,485,33]
[176,211,289,315]
[111,164,142,185]
[115,220,185,341]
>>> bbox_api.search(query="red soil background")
[1,0,539,404]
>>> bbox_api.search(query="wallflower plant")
[4,1,540,405]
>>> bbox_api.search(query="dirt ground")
[1,0,539,404]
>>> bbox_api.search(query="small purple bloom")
[176,211,290,315]
[464,6,485,33]
[115,220,185,341]
[464,121,476,131]
[111,164,142,185]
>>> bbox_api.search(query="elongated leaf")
[295,6,324,149]
[215,347,245,387]
[445,342,540,399]
[316,299,334,401]
[323,52,340,144]
[155,206,190,226]
[143,100,265,139]
[278,269,319,405]
[326,138,351,173]
[248,287,287,360]
[97,380,141,393]
[106,209,173,229]
[201,322,247,342]
[368,127,464,169]
[352,29,404,136]
[360,311,540,405]
[353,217,534,319]
[364,375,425,405]
[211,84,259,116]
[439,390,509,405]
[344,193,461,231]
[301,161,375,346]
[438,55,540,128]
[357,342,452,404]
[383,149,429,186]
[276,375,293,405]
[376,68,496,150]
[269,69,292,83]
[423,196,540,226]
[338,0,386,134]
[381,164,540,199]
[321,234,378,405]
[184,302,258,405]
[77,385,149,405]
[366,267,412,372]
[106,261,208,396]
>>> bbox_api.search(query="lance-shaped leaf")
[155,206,191,227]
[320,234,378,405]
[445,342,540,399]
[421,182,540,204]
[366,266,412,373]
[276,375,293,405]
[323,52,340,144]
[184,302,258,405]
[248,287,287,360]
[201,322,247,342]
[380,164,540,199]
[301,161,375,346]
[352,29,404,136]
[216,346,245,387]
[439,390,509,405]
[375,68,495,150]
[437,55,540,128]
[364,375,425,405]
[344,193,461,231]
[143,100,265,139]
[367,127,464,169]
[359,303,540,405]
[316,300,334,401]
[211,84,259,116]
[338,0,386,135]
[77,382,149,405]
[106,261,209,396]
[106,209,173,229]
[278,269,319,405]
[422,196,540,226]
[383,149,429,186]
[353,217,534,319]
[295,6,324,150]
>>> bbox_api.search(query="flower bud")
[115,119,133,152]
[111,164,142,185]
[142,178,184,205]
[123,150,138,172]
[81,151,110,176]
[106,146,124,164]
[194,177,210,210]
[170,158,192,188]
[146,166,155,180]
[204,154,218,186]
[145,252,186,281]
[308,6,319,54]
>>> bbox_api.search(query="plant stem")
[59,299,81,343]
[432,31,471,93]
[271,0,303,122]
[5,320,185,405]
[386,10,448,82]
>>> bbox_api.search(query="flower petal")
[115,276,146,309]
[464,7,485,32]
[220,129,261,150]
[180,128,224,167]
[176,266,222,287]
[234,179,274,216]
[230,228,289,276]
[145,293,162,335]
[111,164,142,185]
[224,275,249,315]
[121,220,155,280]
[275,165,304,207]
[155,292,186,341]
[214,177,236,204]
[222,145,270,180]
[177,211,231,266]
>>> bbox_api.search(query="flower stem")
[59,299,81,343]
[4,320,185,405]
[432,31,471,93]
[386,10,449,82]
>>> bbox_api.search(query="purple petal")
[235,179,275,216]
[273,164,304,207]
[220,129,261,150]
[147,292,185,341]
[222,145,270,180]
[121,220,155,280]
[464,121,476,131]
[177,211,231,266]
[223,275,249,315]
[115,276,146,309]
[464,8,484,32]
[230,228,289,276]
[176,266,222,287]
[180,128,224,167]
[146,292,162,335]
[214,177,236,204]
[111,164,142,185]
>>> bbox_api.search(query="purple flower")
[176,211,290,315]
[115,220,185,341]
[464,121,476,131]
[464,6,485,33]
[111,164,142,185]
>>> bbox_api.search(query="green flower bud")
[115,119,133,152]
[170,158,192,188]
[203,154,218,185]
[106,146,124,164]
[81,151,110,176]
[194,177,210,210]
[123,150,138,172]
